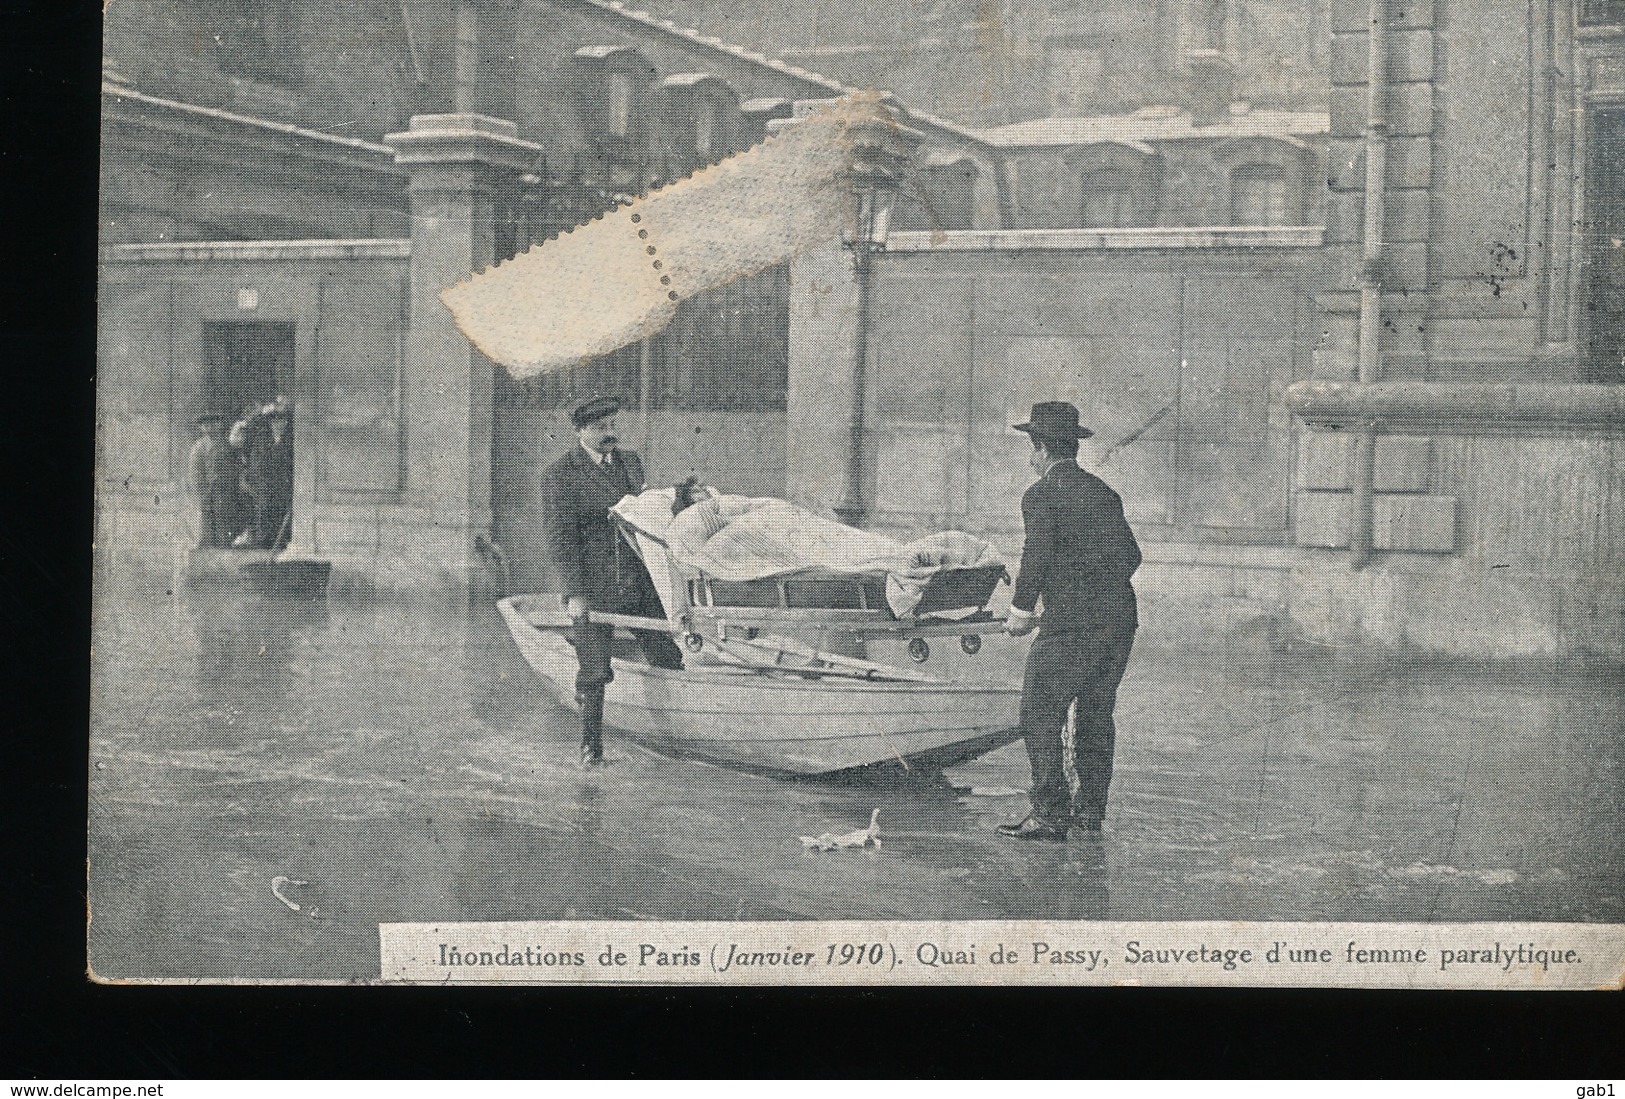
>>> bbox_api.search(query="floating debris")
[271,875,309,911]
[800,808,881,851]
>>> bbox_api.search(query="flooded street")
[89,575,1625,982]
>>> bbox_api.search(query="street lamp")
[832,123,908,528]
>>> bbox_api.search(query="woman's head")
[672,475,713,515]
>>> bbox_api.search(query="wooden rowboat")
[239,557,331,597]
[497,595,1023,778]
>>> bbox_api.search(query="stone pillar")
[782,97,922,522]
[384,113,543,587]
[786,235,861,513]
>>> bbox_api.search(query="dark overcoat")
[1011,460,1142,633]
[538,444,650,609]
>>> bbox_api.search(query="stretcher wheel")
[907,637,930,663]
[960,634,982,655]
[683,632,704,653]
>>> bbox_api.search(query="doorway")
[203,322,294,417]
[1583,108,1625,383]
[202,322,296,549]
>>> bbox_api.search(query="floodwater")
[88,574,1625,981]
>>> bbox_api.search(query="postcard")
[91,0,1625,987]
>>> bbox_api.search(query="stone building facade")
[1281,0,1625,655]
[626,0,1333,127]
[98,0,1621,657]
[785,1,1625,658]
[783,0,1625,656]
[97,0,991,591]
[99,0,1320,596]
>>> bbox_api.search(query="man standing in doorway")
[997,401,1142,841]
[540,395,684,768]
[186,413,237,548]
[259,403,294,551]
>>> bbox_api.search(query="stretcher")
[619,515,1012,664]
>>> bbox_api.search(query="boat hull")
[498,596,1022,777]
[239,558,332,597]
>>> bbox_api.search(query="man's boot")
[577,690,605,768]
[995,815,1069,842]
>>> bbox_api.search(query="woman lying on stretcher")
[612,477,1002,619]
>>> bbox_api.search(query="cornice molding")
[1287,381,1625,435]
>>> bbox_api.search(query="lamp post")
[832,127,907,528]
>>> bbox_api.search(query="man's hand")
[1005,607,1037,637]
[566,596,589,620]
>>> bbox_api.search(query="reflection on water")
[191,590,328,704]
[87,575,1625,980]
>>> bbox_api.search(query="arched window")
[1081,167,1138,228]
[572,46,656,146]
[657,74,741,177]
[1063,142,1161,229]
[1212,137,1312,227]
[1230,164,1290,225]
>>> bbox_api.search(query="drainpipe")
[832,241,876,527]
[1350,0,1388,569]
[638,336,653,458]
[453,1,480,114]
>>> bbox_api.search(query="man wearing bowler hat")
[540,395,684,768]
[998,401,1142,841]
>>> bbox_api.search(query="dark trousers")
[571,619,685,694]
[250,493,290,550]
[570,568,684,697]
[1019,625,1136,826]
[199,491,236,548]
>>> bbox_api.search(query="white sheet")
[612,489,1001,618]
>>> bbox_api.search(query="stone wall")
[1298,0,1625,658]
[1289,433,1625,657]
[786,228,1328,650]
[790,230,1326,540]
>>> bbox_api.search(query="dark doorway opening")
[1583,108,1625,383]
[203,322,296,550]
[203,322,294,416]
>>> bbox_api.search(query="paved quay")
[88,578,1624,981]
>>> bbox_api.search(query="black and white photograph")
[88,0,1625,987]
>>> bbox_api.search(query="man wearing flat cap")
[540,395,684,767]
[997,401,1142,841]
